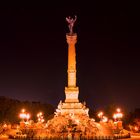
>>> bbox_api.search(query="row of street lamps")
[97,108,124,131]
[97,108,123,122]
[19,107,123,130]
[19,109,45,124]
[19,108,123,124]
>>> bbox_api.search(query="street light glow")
[37,112,45,123]
[102,116,108,123]
[97,111,104,118]
[117,108,121,113]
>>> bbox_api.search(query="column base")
[65,86,79,103]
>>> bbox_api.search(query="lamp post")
[113,108,123,122]
[19,109,27,122]
[37,112,45,123]
[113,108,123,132]
[19,109,31,127]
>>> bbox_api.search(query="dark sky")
[0,1,140,111]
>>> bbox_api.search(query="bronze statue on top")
[66,15,77,35]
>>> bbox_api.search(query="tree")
[0,96,54,123]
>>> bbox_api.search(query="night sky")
[0,1,140,111]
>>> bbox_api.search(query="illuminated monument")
[55,15,89,116]
[46,16,114,139]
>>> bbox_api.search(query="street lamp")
[37,112,45,123]
[19,109,31,123]
[116,108,121,113]
[113,108,123,131]
[19,108,27,121]
[113,108,123,122]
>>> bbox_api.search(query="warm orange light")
[21,109,25,113]
[98,111,103,118]
[75,119,79,124]
[134,126,139,131]
[113,114,117,119]
[117,112,123,118]
[102,116,108,123]
[26,113,30,120]
[19,109,31,121]
[117,108,121,113]
[19,113,26,119]
[37,112,43,117]
[3,124,7,128]
[113,108,123,121]
[41,119,45,123]
[37,111,45,123]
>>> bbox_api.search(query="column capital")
[66,33,77,45]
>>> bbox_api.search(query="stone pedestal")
[55,100,89,116]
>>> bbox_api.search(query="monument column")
[67,34,77,87]
[65,16,79,103]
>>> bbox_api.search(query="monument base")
[46,111,114,139]
[55,100,89,116]
[65,87,79,103]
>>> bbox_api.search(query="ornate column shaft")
[67,34,77,87]
[65,34,79,103]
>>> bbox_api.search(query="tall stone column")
[65,33,79,103]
